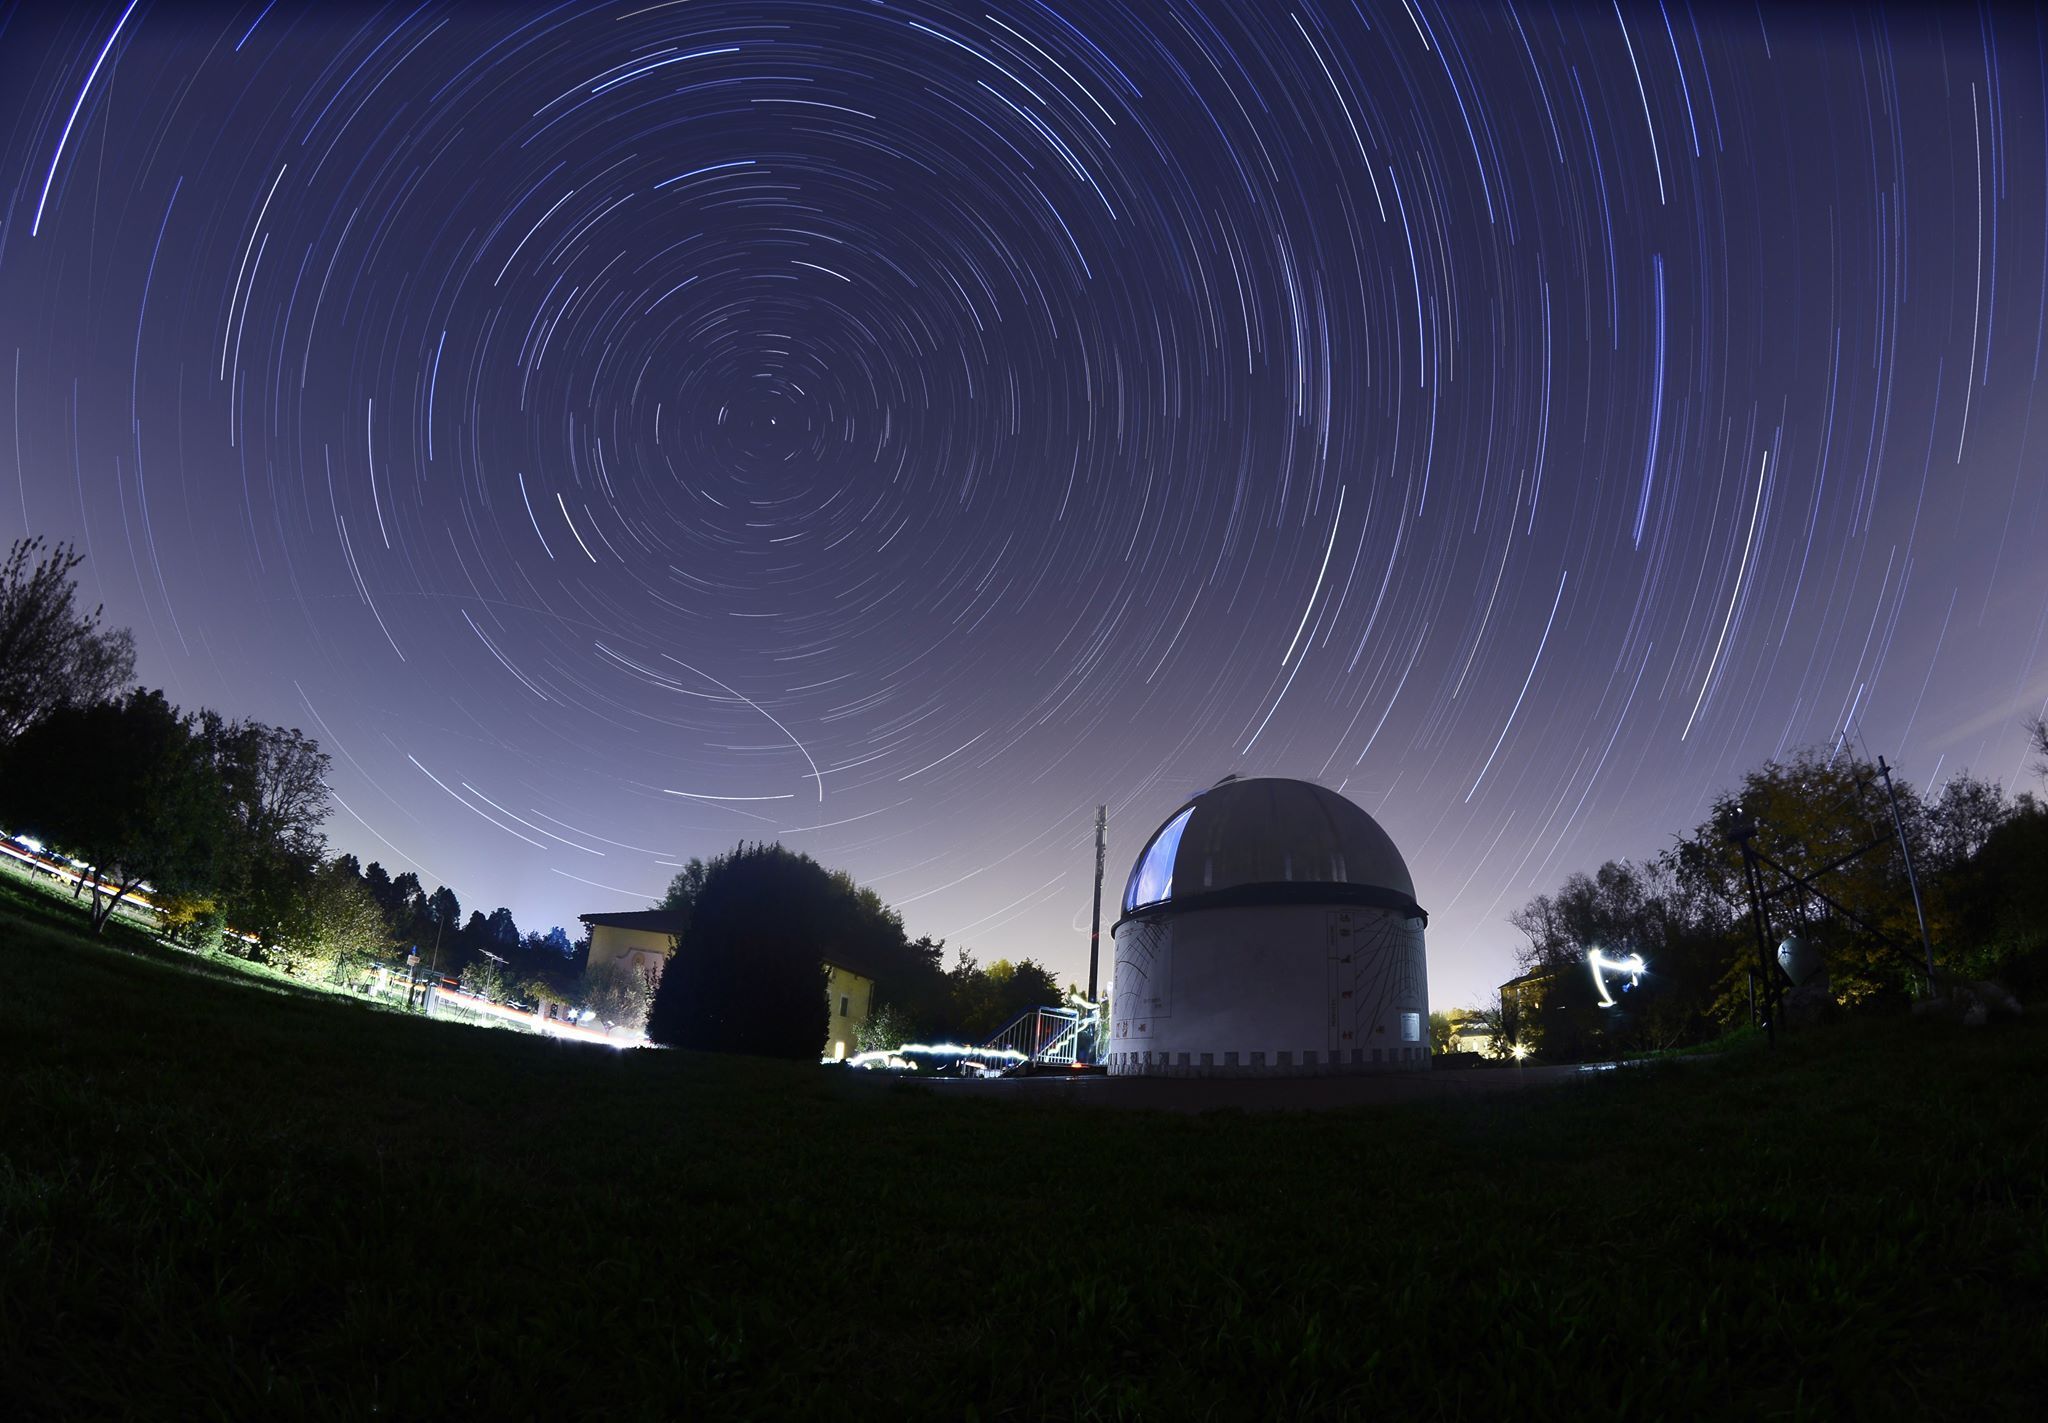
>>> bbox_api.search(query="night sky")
[3,1,2046,1012]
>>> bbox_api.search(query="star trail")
[4,0,2046,1010]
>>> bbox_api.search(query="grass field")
[3,892,2044,1420]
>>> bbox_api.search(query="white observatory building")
[1107,776,1429,1076]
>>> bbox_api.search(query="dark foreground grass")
[2,910,2044,1421]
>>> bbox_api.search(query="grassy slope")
[2,900,2044,1420]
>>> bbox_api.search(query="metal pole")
[1087,805,1106,1001]
[1729,812,1777,1048]
[1876,756,1935,993]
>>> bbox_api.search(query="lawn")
[2,896,2043,1419]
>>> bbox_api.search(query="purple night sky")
[3,0,2045,1011]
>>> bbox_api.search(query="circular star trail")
[4,0,2046,1008]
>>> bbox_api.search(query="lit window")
[1124,807,1194,911]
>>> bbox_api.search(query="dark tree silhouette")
[0,689,228,932]
[648,844,898,1059]
[199,713,333,947]
[0,536,136,747]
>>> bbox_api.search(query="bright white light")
[1588,949,1646,1008]
[840,1042,1030,1069]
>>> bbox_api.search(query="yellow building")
[823,961,873,1062]
[1444,1007,1495,1058]
[579,909,875,1056]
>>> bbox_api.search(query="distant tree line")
[0,536,584,1004]
[642,843,1064,1059]
[1,537,1065,1049]
[1473,739,2048,1061]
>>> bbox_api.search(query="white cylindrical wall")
[1107,903,1428,1075]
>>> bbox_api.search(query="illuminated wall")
[1109,902,1428,1076]
[587,924,677,982]
[823,962,874,1061]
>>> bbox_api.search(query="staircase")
[958,1005,1103,1076]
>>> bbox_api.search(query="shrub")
[580,959,655,1033]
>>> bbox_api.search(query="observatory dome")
[1108,776,1430,1078]
[1121,776,1421,920]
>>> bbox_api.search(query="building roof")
[1117,776,1423,923]
[579,908,689,934]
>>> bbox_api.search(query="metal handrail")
[958,1005,1096,1075]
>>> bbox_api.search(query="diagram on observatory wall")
[1114,917,1172,1031]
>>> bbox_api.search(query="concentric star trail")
[3,1,2044,1010]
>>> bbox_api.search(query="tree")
[1943,796,2048,996]
[0,536,136,747]
[925,948,1065,1042]
[1505,857,1731,1057]
[581,957,656,1032]
[459,956,509,1002]
[273,855,390,982]
[199,713,333,947]
[986,957,1062,1028]
[385,871,426,943]
[1668,750,1938,1012]
[485,906,519,948]
[419,886,460,966]
[522,975,576,1016]
[856,1002,918,1053]
[1477,989,1525,1060]
[362,861,395,915]
[659,857,711,918]
[0,689,228,932]
[456,909,491,971]
[155,890,225,953]
[1921,773,2014,877]
[647,844,880,1059]
[865,934,953,1043]
[1428,1011,1453,1055]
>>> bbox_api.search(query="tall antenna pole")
[1087,804,1107,1001]
[1727,808,1778,1048]
[1876,755,1935,992]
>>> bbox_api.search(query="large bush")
[580,959,655,1033]
[646,845,878,1059]
[270,856,390,984]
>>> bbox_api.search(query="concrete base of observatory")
[1107,903,1428,1077]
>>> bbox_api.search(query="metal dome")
[1118,776,1423,922]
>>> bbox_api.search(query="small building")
[1444,1007,1495,1058]
[1107,776,1429,1077]
[578,908,875,1057]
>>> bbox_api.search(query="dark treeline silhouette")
[1486,743,2048,1061]
[0,535,581,1002]
[1,537,1063,1042]
[647,843,1063,1058]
